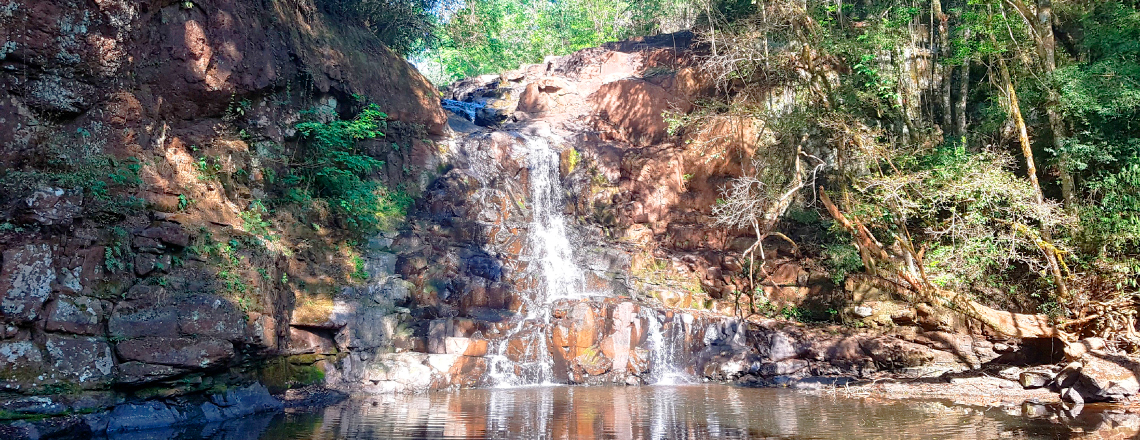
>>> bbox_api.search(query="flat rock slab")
[115,337,233,369]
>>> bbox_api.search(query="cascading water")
[644,310,696,385]
[487,133,592,387]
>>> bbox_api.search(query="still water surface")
[116,385,1131,439]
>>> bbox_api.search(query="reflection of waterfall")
[645,311,696,385]
[488,133,591,386]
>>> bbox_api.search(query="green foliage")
[419,0,746,83]
[289,104,411,235]
[0,128,145,223]
[318,0,442,56]
[822,241,863,285]
[240,200,274,239]
[104,227,132,274]
[352,254,369,281]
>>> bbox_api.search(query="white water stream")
[487,133,590,386]
[485,132,692,386]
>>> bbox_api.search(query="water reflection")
[103,385,1138,439]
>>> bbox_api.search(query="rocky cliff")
[0,0,446,435]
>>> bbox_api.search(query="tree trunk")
[956,37,969,140]
[994,52,1043,204]
[1036,0,1076,204]
[933,0,953,132]
[1005,0,1075,204]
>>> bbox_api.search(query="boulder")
[756,359,810,376]
[475,107,510,127]
[208,383,284,420]
[1072,356,1140,402]
[0,244,56,323]
[106,401,181,432]
[860,337,935,370]
[1019,371,1052,389]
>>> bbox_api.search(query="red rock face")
[0,0,446,157]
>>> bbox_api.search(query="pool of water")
[101,385,1137,439]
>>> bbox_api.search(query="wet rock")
[0,396,67,416]
[1062,387,1085,405]
[21,187,82,226]
[461,250,502,281]
[106,401,181,432]
[44,295,105,335]
[572,347,612,377]
[444,337,489,356]
[441,99,482,121]
[629,347,649,374]
[116,362,187,385]
[475,107,510,126]
[281,385,350,408]
[115,337,233,369]
[447,356,489,387]
[0,244,56,323]
[791,376,857,390]
[208,383,284,420]
[44,335,115,388]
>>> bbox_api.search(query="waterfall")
[524,135,588,303]
[644,311,696,385]
[487,133,590,387]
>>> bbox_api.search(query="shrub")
[290,104,411,235]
